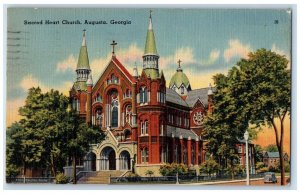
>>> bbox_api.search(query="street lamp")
[244,130,250,186]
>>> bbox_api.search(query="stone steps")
[78,170,126,184]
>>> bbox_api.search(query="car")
[264,172,277,183]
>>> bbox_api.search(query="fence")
[110,173,265,184]
[6,177,55,184]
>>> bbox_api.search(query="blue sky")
[6,8,291,125]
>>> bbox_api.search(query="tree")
[265,144,278,152]
[199,157,220,177]
[254,145,264,163]
[203,72,250,175]
[18,87,69,177]
[6,122,24,178]
[232,49,290,185]
[6,87,104,181]
[62,110,103,184]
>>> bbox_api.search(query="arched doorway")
[119,150,131,170]
[100,147,116,170]
[85,152,96,171]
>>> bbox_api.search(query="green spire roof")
[169,63,190,88]
[77,30,90,70]
[144,14,158,55]
[144,69,159,80]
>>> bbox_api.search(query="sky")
[6,8,291,152]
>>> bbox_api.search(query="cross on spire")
[177,59,182,68]
[150,10,153,18]
[110,40,117,56]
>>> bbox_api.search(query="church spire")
[75,30,91,90]
[144,10,158,55]
[77,29,90,70]
[142,10,159,79]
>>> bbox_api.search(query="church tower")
[70,30,92,116]
[136,11,167,166]
[142,11,160,79]
[75,30,91,88]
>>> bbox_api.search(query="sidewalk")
[186,177,264,185]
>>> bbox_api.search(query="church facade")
[69,13,255,176]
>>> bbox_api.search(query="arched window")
[96,93,102,102]
[124,89,132,98]
[110,90,119,127]
[125,105,132,125]
[95,108,103,126]
[141,148,149,163]
[140,120,149,135]
[111,74,119,84]
[140,87,148,103]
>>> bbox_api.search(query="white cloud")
[20,74,72,95]
[224,39,252,63]
[160,47,196,69]
[56,54,77,72]
[200,49,220,65]
[20,74,50,92]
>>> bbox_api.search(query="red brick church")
[68,12,255,176]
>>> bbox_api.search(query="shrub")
[145,170,154,177]
[257,167,268,174]
[55,173,69,184]
[126,172,140,177]
[159,163,188,176]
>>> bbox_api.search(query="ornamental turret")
[142,10,160,79]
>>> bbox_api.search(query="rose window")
[193,111,204,125]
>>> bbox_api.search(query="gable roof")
[166,88,188,107]
[266,152,280,158]
[185,87,211,108]
[93,56,134,91]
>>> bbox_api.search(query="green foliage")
[6,87,104,179]
[254,145,264,162]
[265,144,278,152]
[159,163,188,176]
[55,172,69,184]
[199,157,220,176]
[257,167,269,174]
[256,162,268,174]
[145,170,154,177]
[256,162,265,170]
[6,164,20,178]
[203,49,290,184]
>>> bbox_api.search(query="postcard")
[5,7,292,187]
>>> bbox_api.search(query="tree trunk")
[271,117,285,185]
[278,147,285,185]
[72,154,77,184]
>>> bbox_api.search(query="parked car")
[264,172,277,183]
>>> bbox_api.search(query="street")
[215,177,290,186]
